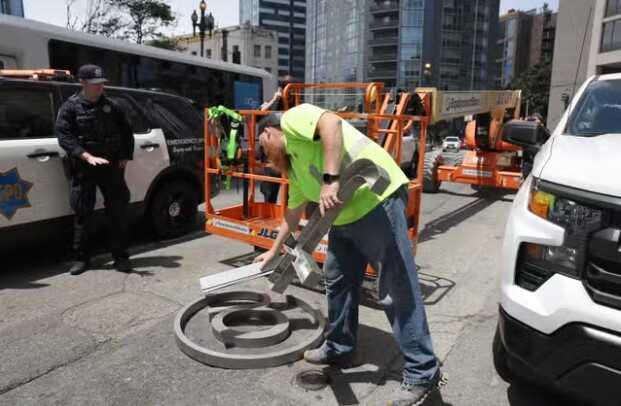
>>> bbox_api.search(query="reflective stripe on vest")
[308,135,373,182]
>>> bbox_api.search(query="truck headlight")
[528,181,604,235]
[519,181,605,282]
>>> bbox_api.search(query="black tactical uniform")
[55,65,134,273]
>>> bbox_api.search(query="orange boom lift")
[203,82,432,290]
[417,88,524,191]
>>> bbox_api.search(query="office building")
[365,0,499,90]
[547,0,596,128]
[177,23,278,74]
[239,0,306,80]
[305,0,367,84]
[496,7,557,88]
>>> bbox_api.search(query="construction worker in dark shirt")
[55,65,135,275]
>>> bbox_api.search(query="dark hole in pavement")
[223,310,279,330]
[295,369,330,391]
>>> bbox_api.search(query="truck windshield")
[566,79,621,136]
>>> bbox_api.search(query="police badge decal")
[0,168,34,220]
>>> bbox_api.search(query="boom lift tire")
[423,151,442,194]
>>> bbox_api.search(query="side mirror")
[501,119,545,149]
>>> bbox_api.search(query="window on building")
[606,0,621,17]
[265,67,272,73]
[191,51,197,56]
[265,45,272,59]
[206,49,212,58]
[254,44,261,58]
[601,20,621,52]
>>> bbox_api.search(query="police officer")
[55,64,134,275]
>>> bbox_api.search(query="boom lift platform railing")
[203,83,432,284]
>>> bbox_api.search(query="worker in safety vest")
[254,104,444,405]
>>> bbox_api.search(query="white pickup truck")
[494,74,621,405]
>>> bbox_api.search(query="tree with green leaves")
[509,58,552,119]
[110,0,175,44]
[147,36,185,51]
[66,0,176,44]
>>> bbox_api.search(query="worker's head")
[279,75,295,89]
[77,64,108,101]
[529,112,545,125]
[258,112,288,172]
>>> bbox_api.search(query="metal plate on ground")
[174,290,325,369]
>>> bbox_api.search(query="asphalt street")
[1,168,580,406]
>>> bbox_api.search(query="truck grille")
[584,227,621,310]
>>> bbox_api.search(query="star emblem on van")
[0,168,34,220]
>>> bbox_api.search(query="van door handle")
[140,143,160,150]
[27,151,60,159]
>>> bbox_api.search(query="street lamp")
[423,63,432,86]
[191,0,215,58]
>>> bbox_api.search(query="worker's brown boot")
[303,345,353,368]
[388,369,446,406]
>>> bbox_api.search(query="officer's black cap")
[257,112,283,134]
[77,64,108,84]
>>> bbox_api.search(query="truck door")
[0,82,70,227]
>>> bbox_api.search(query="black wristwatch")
[322,173,340,184]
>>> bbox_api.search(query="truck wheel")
[493,326,514,382]
[150,180,198,239]
[423,151,442,193]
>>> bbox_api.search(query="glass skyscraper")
[239,0,306,80]
[308,0,499,90]
[305,0,367,83]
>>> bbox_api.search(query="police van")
[0,70,217,251]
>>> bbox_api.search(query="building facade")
[0,0,24,17]
[176,24,278,75]
[364,0,499,90]
[547,0,596,129]
[305,0,367,84]
[587,0,621,75]
[496,7,557,88]
[239,0,306,81]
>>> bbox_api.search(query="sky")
[23,0,560,36]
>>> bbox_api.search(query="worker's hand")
[254,249,277,270]
[119,160,129,169]
[84,154,109,166]
[319,182,342,217]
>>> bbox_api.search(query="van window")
[0,87,55,140]
[105,91,150,133]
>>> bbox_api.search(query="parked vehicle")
[494,74,621,405]
[0,71,219,252]
[442,136,460,151]
[0,14,276,110]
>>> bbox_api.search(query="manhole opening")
[294,369,330,391]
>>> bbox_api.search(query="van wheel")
[150,180,198,239]
[493,326,514,382]
[423,151,442,193]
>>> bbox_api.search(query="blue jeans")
[323,186,439,384]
